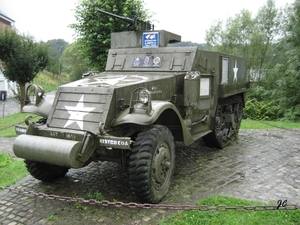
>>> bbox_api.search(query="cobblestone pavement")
[0,129,300,224]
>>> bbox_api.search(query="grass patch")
[241,118,300,129]
[0,112,41,137]
[84,191,105,201]
[160,195,300,225]
[33,70,69,93]
[0,152,28,187]
[47,214,57,221]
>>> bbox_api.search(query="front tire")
[129,125,175,203]
[25,160,69,182]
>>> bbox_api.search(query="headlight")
[130,87,152,114]
[139,90,149,104]
[26,84,45,105]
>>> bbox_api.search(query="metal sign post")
[1,91,7,117]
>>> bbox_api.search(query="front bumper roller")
[13,134,89,168]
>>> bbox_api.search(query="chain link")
[0,186,299,211]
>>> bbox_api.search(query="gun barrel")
[96,8,153,31]
[96,8,134,24]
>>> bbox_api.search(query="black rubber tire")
[25,160,69,182]
[202,95,243,149]
[129,125,175,203]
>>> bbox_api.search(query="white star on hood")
[64,95,95,130]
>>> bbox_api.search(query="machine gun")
[96,8,154,31]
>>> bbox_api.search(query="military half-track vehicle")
[13,9,250,203]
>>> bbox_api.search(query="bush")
[244,98,281,121]
[283,104,300,122]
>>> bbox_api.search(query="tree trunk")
[19,83,26,112]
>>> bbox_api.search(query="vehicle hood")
[62,72,175,88]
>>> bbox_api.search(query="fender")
[22,93,55,118]
[112,101,194,146]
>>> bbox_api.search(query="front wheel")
[25,160,69,182]
[129,125,175,203]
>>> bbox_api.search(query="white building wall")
[0,70,17,97]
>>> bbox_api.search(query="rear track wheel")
[202,95,243,148]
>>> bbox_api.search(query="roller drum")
[13,134,83,168]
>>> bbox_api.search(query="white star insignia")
[64,95,95,130]
[84,75,149,86]
[86,76,126,86]
[233,60,238,82]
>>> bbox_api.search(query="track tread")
[202,95,243,148]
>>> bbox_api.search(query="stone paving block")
[5,208,13,213]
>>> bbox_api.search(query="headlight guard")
[130,87,152,114]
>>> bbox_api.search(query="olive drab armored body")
[13,9,250,203]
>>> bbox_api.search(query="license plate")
[99,137,131,149]
[15,125,27,135]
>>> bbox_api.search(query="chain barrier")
[0,186,299,211]
[243,112,300,134]
[0,115,39,131]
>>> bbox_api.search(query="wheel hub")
[152,142,171,190]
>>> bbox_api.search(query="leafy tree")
[254,0,280,73]
[205,0,281,78]
[205,10,255,63]
[277,0,300,120]
[71,0,152,71]
[204,0,300,121]
[45,39,68,77]
[62,42,89,81]
[249,1,300,121]
[0,28,49,110]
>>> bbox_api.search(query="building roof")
[0,10,15,23]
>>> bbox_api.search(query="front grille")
[47,87,113,134]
